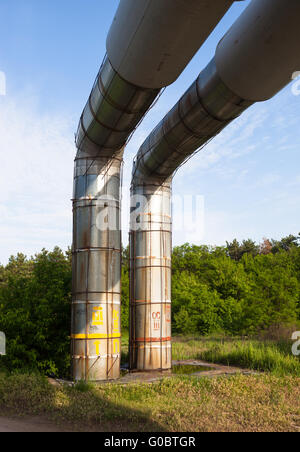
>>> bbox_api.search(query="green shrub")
[0,234,300,375]
[0,248,71,377]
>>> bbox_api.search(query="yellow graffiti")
[113,339,120,354]
[112,310,120,333]
[94,340,101,356]
[92,306,104,326]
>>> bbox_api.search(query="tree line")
[0,234,299,376]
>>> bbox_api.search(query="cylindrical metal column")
[71,151,123,381]
[107,0,239,89]
[129,59,249,373]
[75,56,160,157]
[129,0,300,372]
[216,0,300,101]
[130,178,172,371]
[72,0,244,380]
[132,58,251,184]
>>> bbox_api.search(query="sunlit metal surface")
[130,179,172,371]
[129,58,251,372]
[72,53,160,381]
[71,153,123,381]
[132,58,251,183]
[107,0,239,89]
[72,0,250,379]
[76,57,159,157]
[129,0,300,372]
[129,0,300,371]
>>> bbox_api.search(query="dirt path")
[0,416,131,432]
[0,416,72,432]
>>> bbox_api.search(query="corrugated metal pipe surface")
[132,58,251,184]
[72,51,160,381]
[130,178,172,371]
[130,0,300,371]
[71,53,160,381]
[72,152,123,381]
[72,0,239,381]
[129,58,250,371]
[75,56,160,157]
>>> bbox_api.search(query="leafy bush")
[172,241,300,336]
[0,233,299,375]
[0,248,71,377]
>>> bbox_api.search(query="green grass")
[172,337,300,377]
[0,372,299,432]
[121,329,129,365]
[0,335,299,431]
[121,331,300,376]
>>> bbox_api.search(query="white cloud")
[0,94,75,263]
[177,106,267,178]
[0,85,299,262]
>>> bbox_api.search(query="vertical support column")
[71,151,123,381]
[129,179,172,371]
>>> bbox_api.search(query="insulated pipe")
[216,0,300,101]
[132,58,252,183]
[72,0,238,381]
[107,0,240,89]
[130,0,300,371]
[72,151,123,381]
[75,57,160,158]
[130,178,172,370]
[76,0,240,156]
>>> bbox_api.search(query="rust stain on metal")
[129,182,172,372]
[71,156,123,382]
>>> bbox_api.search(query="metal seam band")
[77,117,125,153]
[135,117,183,170]
[177,93,210,140]
[130,264,171,270]
[97,63,158,115]
[72,301,121,305]
[74,155,123,163]
[72,248,121,253]
[73,201,121,207]
[129,230,172,234]
[132,300,171,303]
[195,73,229,124]
[131,256,171,260]
[73,354,120,360]
[88,93,134,134]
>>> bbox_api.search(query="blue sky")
[0,0,299,263]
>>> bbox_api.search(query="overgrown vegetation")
[0,372,299,432]
[172,336,300,377]
[117,332,300,377]
[0,234,299,377]
[170,236,300,336]
[0,248,71,377]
